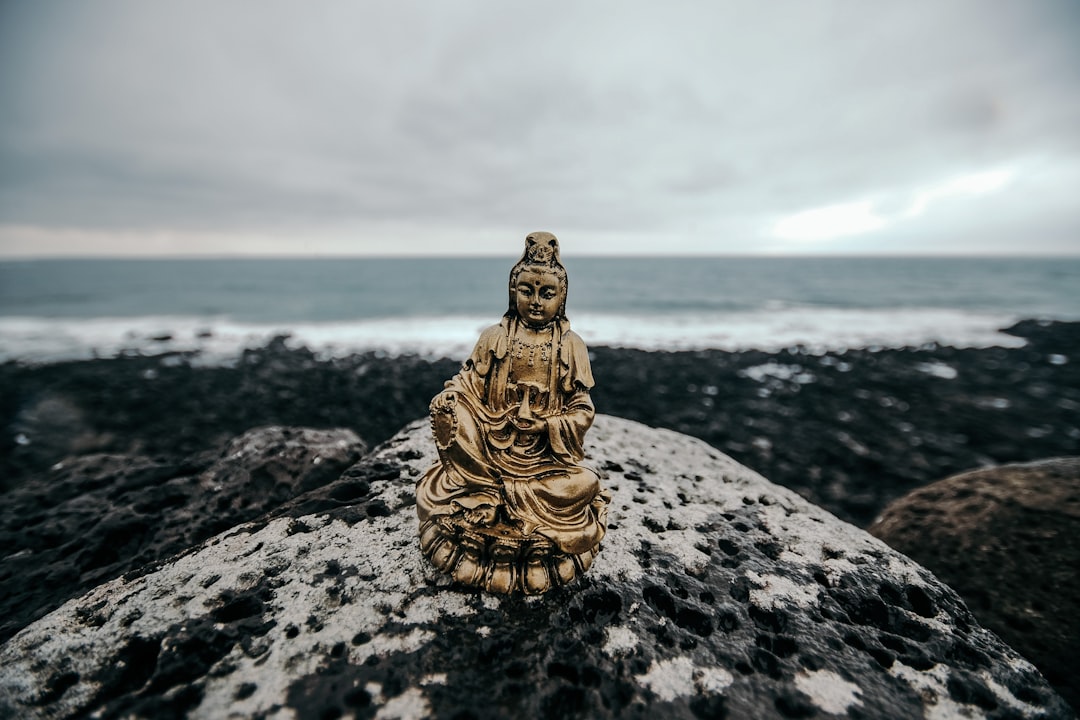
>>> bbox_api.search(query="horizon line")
[3,251,1080,261]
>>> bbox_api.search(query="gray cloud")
[1,0,1078,255]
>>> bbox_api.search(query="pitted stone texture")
[0,417,1070,720]
[0,425,366,644]
[870,457,1080,713]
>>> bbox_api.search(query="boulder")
[0,417,1070,719]
[869,457,1080,713]
[0,426,366,644]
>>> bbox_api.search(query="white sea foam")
[573,308,1027,354]
[0,308,1027,365]
[0,315,488,365]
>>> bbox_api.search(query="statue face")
[514,269,563,327]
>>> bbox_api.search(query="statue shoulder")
[467,321,512,373]
[477,322,509,346]
[562,329,588,349]
[559,329,594,389]
[475,322,511,355]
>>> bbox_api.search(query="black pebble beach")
[3,319,1077,527]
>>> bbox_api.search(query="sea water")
[1,257,1078,363]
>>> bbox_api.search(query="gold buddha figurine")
[417,232,610,594]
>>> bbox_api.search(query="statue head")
[506,231,568,327]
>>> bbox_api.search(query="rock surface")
[0,340,458,489]
[870,458,1080,713]
[592,319,1080,526]
[0,426,366,644]
[0,417,1071,719]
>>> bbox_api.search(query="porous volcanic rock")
[870,457,1080,713]
[0,417,1070,719]
[0,426,366,645]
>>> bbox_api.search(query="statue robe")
[416,317,606,555]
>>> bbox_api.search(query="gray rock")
[870,457,1080,713]
[0,417,1070,719]
[0,425,366,644]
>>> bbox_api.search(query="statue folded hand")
[513,415,547,434]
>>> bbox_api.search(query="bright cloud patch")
[771,168,1014,243]
[772,201,887,241]
[904,169,1013,217]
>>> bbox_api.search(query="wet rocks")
[870,457,1080,712]
[0,344,456,488]
[1,416,1070,719]
[3,319,1078,529]
[0,426,365,644]
[590,320,1080,526]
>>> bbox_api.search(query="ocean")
[1,257,1078,364]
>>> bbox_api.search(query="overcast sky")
[1,1,1078,257]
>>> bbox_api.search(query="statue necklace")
[511,323,554,367]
